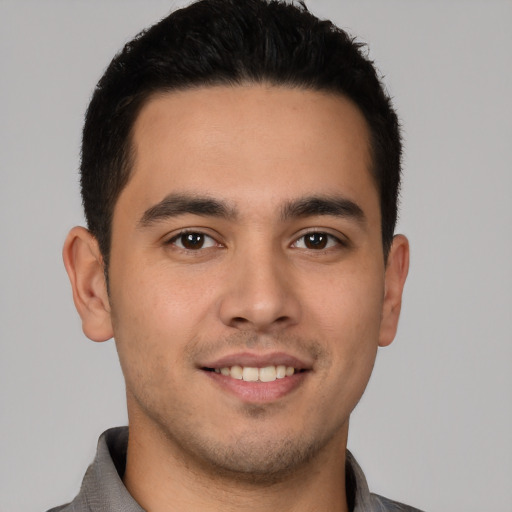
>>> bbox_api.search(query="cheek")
[308,266,384,381]
[311,266,384,336]
[109,263,218,362]
[109,280,191,410]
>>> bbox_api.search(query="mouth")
[202,365,307,382]
[199,352,312,403]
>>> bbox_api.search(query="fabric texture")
[47,427,424,512]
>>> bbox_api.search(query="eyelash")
[165,230,346,252]
[166,230,220,251]
[291,232,345,251]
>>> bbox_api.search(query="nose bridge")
[219,240,300,331]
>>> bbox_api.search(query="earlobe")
[62,226,114,342]
[378,234,410,347]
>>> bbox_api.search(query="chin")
[167,422,342,485]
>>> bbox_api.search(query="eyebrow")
[138,194,236,227]
[138,193,366,228]
[281,195,366,225]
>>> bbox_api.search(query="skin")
[63,85,409,512]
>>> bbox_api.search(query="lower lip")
[203,370,308,403]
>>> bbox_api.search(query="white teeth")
[242,367,259,382]
[259,366,277,382]
[216,365,296,382]
[230,365,243,380]
[276,365,287,379]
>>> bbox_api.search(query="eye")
[292,232,342,250]
[168,231,218,250]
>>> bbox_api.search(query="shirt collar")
[70,426,373,512]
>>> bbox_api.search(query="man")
[52,0,418,510]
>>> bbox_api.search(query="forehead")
[121,85,377,220]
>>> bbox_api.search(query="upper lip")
[200,351,313,371]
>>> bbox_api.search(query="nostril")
[228,314,293,330]
[232,317,249,324]
[229,317,252,329]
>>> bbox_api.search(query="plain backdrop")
[1,1,511,511]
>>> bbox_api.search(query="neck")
[123,414,350,512]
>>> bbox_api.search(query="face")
[101,85,403,480]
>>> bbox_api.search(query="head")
[80,0,401,270]
[64,0,409,487]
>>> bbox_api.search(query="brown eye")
[170,232,217,250]
[181,233,205,249]
[304,233,328,249]
[292,232,341,250]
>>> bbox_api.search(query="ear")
[62,226,113,342]
[378,234,410,347]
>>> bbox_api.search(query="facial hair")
[125,330,345,486]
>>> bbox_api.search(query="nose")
[218,247,301,333]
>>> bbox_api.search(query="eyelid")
[290,229,348,250]
[164,228,223,249]
[162,227,348,251]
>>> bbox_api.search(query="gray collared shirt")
[47,427,424,512]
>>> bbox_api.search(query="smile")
[207,365,298,382]
[200,352,312,402]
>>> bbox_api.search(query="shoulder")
[46,502,86,512]
[346,450,424,512]
[370,493,426,512]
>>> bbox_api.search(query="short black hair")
[81,0,402,267]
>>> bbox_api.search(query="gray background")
[1,1,511,511]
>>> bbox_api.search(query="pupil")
[306,233,327,249]
[182,233,204,249]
